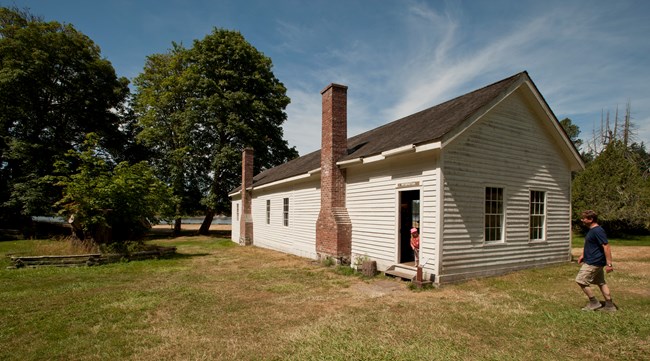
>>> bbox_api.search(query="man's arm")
[577,248,584,264]
[603,243,614,272]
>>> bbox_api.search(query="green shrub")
[334,265,357,276]
[322,256,335,267]
[54,134,177,245]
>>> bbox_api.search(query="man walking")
[575,210,617,312]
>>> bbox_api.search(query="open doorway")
[398,190,420,264]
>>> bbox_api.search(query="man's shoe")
[600,301,618,312]
[581,300,602,311]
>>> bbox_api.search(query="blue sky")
[6,0,650,155]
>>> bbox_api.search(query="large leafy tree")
[133,45,200,235]
[0,8,130,229]
[134,29,298,234]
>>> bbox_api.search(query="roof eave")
[337,141,441,168]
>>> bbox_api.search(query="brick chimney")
[316,84,352,263]
[239,147,254,246]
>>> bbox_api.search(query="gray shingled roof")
[237,71,528,191]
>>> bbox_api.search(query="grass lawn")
[1,235,649,361]
[572,231,650,248]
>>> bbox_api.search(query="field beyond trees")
[1,236,649,361]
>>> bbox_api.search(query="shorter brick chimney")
[239,147,254,246]
[316,84,352,263]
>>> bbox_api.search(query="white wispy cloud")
[279,0,650,154]
[17,0,649,154]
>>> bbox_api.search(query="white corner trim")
[435,165,444,277]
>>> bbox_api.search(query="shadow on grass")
[144,228,231,240]
[0,229,22,242]
[164,252,212,259]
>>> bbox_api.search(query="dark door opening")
[399,190,420,264]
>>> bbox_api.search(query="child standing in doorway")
[410,228,420,266]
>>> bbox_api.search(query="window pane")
[485,187,504,242]
[283,198,289,227]
[266,200,270,224]
[529,191,546,240]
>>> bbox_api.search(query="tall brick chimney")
[239,147,254,246]
[316,84,352,263]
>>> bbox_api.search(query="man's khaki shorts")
[575,263,606,286]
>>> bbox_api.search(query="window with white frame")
[484,187,504,242]
[529,190,546,240]
[236,203,239,221]
[283,198,289,226]
[266,200,271,224]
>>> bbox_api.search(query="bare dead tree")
[624,101,632,148]
[587,102,637,157]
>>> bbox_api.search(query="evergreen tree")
[572,140,650,235]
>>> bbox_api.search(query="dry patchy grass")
[1,238,648,361]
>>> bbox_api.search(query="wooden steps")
[385,264,417,281]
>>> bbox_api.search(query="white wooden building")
[230,71,584,284]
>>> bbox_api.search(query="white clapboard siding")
[249,180,320,259]
[439,88,572,283]
[346,153,440,272]
[230,199,241,243]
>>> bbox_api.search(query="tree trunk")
[92,223,112,245]
[173,217,182,236]
[68,217,86,241]
[198,210,214,235]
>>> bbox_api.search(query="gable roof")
[342,72,524,161]
[233,71,579,192]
